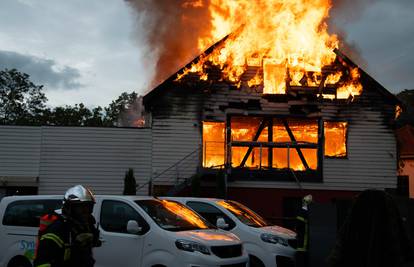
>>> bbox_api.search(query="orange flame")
[161,200,209,228]
[176,0,362,100]
[203,119,348,170]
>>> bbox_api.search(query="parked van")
[0,195,249,267]
[164,197,296,267]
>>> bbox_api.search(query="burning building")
[141,1,400,221]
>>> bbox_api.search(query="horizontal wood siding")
[147,74,397,191]
[37,127,152,195]
[0,126,41,185]
[149,89,203,185]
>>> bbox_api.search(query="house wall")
[147,77,397,192]
[0,126,152,195]
[149,89,204,186]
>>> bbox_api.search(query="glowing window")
[202,121,225,168]
[272,119,318,170]
[324,121,347,157]
[230,117,268,168]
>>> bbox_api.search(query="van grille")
[211,244,242,258]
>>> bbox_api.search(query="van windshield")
[135,199,214,231]
[216,200,269,228]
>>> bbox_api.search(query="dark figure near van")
[34,185,101,267]
[296,194,313,267]
[328,189,414,267]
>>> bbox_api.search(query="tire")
[249,255,265,267]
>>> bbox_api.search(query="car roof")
[161,197,223,203]
[1,195,157,203]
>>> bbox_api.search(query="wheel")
[249,255,265,267]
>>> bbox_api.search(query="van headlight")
[260,233,288,246]
[175,239,210,255]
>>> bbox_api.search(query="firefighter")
[296,194,312,267]
[34,185,101,267]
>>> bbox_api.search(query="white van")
[163,197,297,267]
[0,195,249,267]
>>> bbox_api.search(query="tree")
[0,68,144,127]
[104,91,140,126]
[48,103,106,126]
[123,168,137,195]
[0,68,48,125]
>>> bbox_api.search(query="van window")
[136,199,214,232]
[2,200,62,227]
[100,200,149,234]
[187,201,236,230]
[216,200,269,228]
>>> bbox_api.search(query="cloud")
[0,50,82,90]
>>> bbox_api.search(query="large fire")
[177,0,362,99]
[203,119,347,171]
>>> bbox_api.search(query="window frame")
[100,200,150,235]
[2,199,62,227]
[200,114,325,182]
[186,201,236,230]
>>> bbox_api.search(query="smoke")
[125,0,213,87]
[328,0,379,69]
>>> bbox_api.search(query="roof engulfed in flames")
[176,0,363,99]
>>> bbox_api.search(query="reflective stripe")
[40,233,64,248]
[64,247,71,261]
[35,264,51,267]
[296,216,307,222]
[297,220,309,252]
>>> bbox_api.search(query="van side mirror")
[127,220,142,234]
[216,217,229,230]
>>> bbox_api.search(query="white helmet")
[63,185,96,204]
[303,194,313,206]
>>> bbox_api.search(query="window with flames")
[202,118,347,170]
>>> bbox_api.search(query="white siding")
[0,126,41,186]
[0,126,152,195]
[38,127,152,195]
[149,92,202,185]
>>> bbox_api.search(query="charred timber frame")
[281,118,310,170]
[232,142,318,148]
[228,115,321,172]
[239,118,269,167]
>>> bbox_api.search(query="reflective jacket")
[296,207,309,252]
[33,214,100,267]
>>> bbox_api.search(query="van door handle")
[99,238,106,243]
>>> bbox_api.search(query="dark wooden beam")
[317,118,324,175]
[226,114,232,169]
[239,118,268,167]
[282,119,310,170]
[268,118,273,169]
[231,141,318,148]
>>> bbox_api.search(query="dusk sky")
[0,0,413,107]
